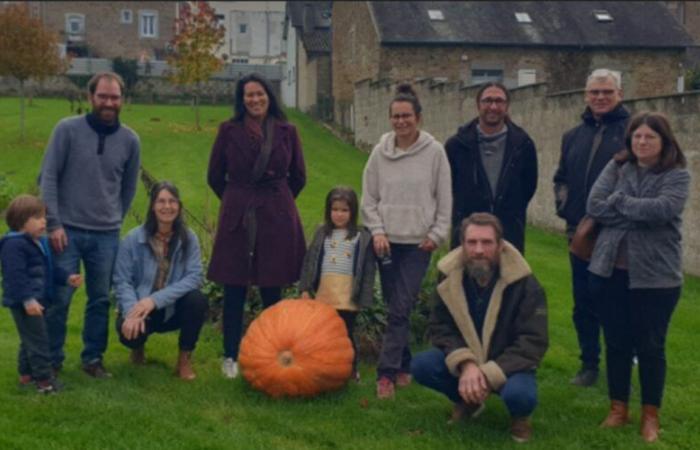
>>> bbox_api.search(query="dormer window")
[428,10,444,21]
[515,12,532,23]
[594,10,613,22]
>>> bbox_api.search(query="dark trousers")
[338,310,358,372]
[411,348,538,418]
[117,291,208,352]
[377,243,431,380]
[569,252,601,370]
[10,308,53,382]
[590,270,680,407]
[223,285,281,359]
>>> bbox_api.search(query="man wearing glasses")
[39,72,141,379]
[445,82,538,253]
[553,69,629,387]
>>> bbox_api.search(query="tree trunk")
[19,79,26,141]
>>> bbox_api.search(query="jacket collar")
[437,240,531,285]
[581,103,630,126]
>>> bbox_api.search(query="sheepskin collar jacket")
[428,242,548,390]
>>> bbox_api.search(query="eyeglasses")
[95,94,122,102]
[390,113,415,120]
[586,89,616,97]
[479,97,507,106]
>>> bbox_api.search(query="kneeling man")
[411,213,548,443]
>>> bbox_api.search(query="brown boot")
[176,351,196,381]
[130,346,146,365]
[600,400,630,428]
[640,405,660,443]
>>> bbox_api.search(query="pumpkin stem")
[277,350,294,367]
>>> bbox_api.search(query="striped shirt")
[321,229,359,276]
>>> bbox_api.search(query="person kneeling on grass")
[411,213,548,443]
[113,182,208,380]
[0,195,82,394]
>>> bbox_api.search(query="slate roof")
[288,1,332,54]
[370,1,692,48]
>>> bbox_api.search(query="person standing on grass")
[0,195,83,393]
[299,186,377,382]
[553,69,629,387]
[39,72,141,379]
[411,213,548,444]
[361,83,452,399]
[445,82,538,254]
[113,182,208,381]
[587,112,689,443]
[207,73,306,380]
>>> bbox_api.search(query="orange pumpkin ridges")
[239,299,354,397]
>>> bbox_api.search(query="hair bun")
[396,83,416,97]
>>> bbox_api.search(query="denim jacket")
[113,225,203,320]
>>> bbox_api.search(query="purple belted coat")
[207,119,306,287]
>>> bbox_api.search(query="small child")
[0,195,82,393]
[299,186,376,381]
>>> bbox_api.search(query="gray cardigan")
[586,159,690,288]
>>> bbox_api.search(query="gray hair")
[586,69,621,90]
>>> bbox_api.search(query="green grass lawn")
[0,97,698,449]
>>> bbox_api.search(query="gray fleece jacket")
[361,130,452,245]
[587,159,690,288]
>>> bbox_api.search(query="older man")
[411,213,548,443]
[553,69,629,387]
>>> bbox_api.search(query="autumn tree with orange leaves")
[168,1,225,130]
[0,4,66,140]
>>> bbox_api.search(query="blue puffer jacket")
[0,232,68,308]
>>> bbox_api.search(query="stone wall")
[354,79,700,275]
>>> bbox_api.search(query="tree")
[167,1,225,130]
[0,4,66,140]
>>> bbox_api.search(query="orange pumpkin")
[238,299,354,397]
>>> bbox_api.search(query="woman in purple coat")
[207,73,306,379]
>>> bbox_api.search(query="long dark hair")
[144,181,189,255]
[323,186,359,239]
[389,83,422,118]
[232,73,286,122]
[615,111,686,173]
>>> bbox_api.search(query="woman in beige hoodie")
[361,84,452,399]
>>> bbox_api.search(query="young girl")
[299,186,376,381]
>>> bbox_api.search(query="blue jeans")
[411,348,538,418]
[46,226,119,366]
[570,253,600,371]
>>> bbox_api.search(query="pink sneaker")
[376,376,395,399]
[396,372,412,387]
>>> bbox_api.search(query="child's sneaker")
[18,374,33,387]
[35,378,63,394]
[376,376,395,399]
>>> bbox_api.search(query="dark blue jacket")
[0,232,68,308]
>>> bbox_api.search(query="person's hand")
[127,297,156,320]
[373,234,390,257]
[50,228,68,253]
[121,317,145,341]
[300,291,311,299]
[24,301,44,316]
[458,361,490,404]
[67,274,83,288]
[418,237,438,252]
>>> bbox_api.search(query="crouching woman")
[113,181,208,380]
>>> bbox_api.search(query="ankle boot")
[176,351,196,381]
[600,400,630,428]
[640,405,660,442]
[130,346,146,365]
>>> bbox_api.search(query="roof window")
[594,10,613,22]
[428,9,444,21]
[514,12,532,23]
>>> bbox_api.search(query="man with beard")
[411,213,548,443]
[445,83,538,253]
[39,72,140,378]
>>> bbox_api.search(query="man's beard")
[465,257,496,286]
[93,106,119,124]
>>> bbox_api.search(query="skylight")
[594,10,613,22]
[428,9,444,21]
[515,12,532,23]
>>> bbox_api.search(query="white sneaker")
[222,358,238,379]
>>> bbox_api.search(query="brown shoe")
[640,405,660,443]
[448,402,485,424]
[82,360,113,379]
[130,346,146,365]
[510,417,532,443]
[376,376,395,399]
[396,372,412,387]
[600,400,630,428]
[176,351,196,381]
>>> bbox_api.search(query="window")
[593,10,613,22]
[139,10,158,38]
[65,13,85,35]
[427,10,444,21]
[239,23,247,33]
[518,69,536,86]
[471,69,503,85]
[514,12,532,23]
[121,9,132,24]
[231,57,249,64]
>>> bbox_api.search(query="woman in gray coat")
[586,112,690,443]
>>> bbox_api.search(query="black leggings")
[222,285,281,359]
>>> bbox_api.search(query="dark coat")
[428,243,548,390]
[207,119,306,287]
[298,226,376,309]
[0,233,68,308]
[445,118,538,253]
[553,104,630,234]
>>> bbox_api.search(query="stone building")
[282,1,332,120]
[664,1,700,65]
[333,1,693,129]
